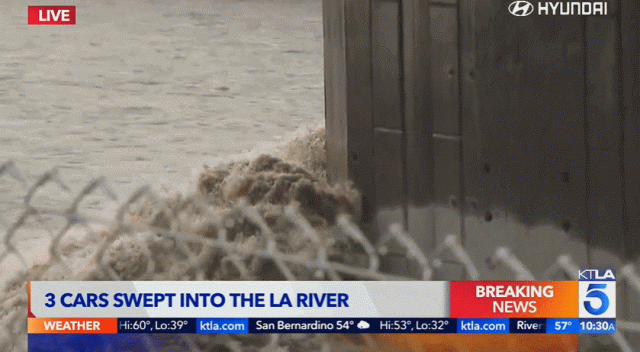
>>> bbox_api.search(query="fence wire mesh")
[0,160,639,352]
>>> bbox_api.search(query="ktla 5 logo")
[578,269,616,318]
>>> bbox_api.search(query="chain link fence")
[1,160,639,352]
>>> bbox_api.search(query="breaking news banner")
[26,270,615,350]
[27,6,76,26]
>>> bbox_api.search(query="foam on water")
[182,122,326,194]
[0,122,330,287]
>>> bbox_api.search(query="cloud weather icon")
[509,1,535,16]
[357,320,370,329]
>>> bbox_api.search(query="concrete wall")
[324,0,639,349]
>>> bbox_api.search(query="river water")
[0,0,324,283]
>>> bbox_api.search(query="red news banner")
[28,6,76,25]
[450,281,578,318]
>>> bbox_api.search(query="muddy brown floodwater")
[0,0,324,282]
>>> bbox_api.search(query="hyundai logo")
[509,1,534,16]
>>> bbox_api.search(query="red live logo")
[28,6,76,25]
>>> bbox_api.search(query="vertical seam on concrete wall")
[340,0,345,50]
[457,0,465,246]
[616,0,630,326]
[399,0,409,232]
[367,0,377,234]
[582,14,591,266]
[368,0,374,132]
[617,2,628,322]
[427,0,438,247]
[616,0,629,260]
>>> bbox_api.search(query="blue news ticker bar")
[457,319,509,334]
[197,318,249,334]
[118,318,196,334]
[546,319,580,334]
[113,318,615,334]
[509,319,547,334]
[248,318,458,334]
[579,318,617,334]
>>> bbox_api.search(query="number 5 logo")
[584,284,609,316]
